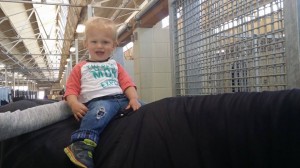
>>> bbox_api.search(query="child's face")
[85,28,116,61]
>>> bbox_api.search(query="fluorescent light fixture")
[70,47,76,52]
[76,24,85,33]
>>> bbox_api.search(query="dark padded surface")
[1,90,300,168]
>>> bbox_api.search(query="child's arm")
[117,63,141,111]
[64,62,88,121]
[124,86,141,111]
[66,95,88,121]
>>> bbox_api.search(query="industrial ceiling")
[0,0,168,88]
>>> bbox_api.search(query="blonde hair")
[84,17,117,42]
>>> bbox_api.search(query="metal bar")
[2,4,46,77]
[88,4,93,18]
[0,7,35,20]
[75,38,78,64]
[35,33,50,69]
[284,0,300,88]
[13,71,15,96]
[116,0,149,36]
[5,68,60,70]
[18,8,35,35]
[0,17,8,25]
[113,10,134,20]
[69,54,72,70]
[34,9,50,40]
[2,19,39,35]
[5,40,22,54]
[93,5,141,11]
[0,0,86,7]
[5,66,7,86]
[47,6,60,41]
[6,53,83,56]
[0,46,44,81]
[135,0,159,20]
[93,0,112,6]
[0,48,27,71]
[111,0,131,20]
[168,0,176,96]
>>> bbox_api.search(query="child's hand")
[70,102,88,121]
[126,98,141,111]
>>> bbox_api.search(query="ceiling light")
[76,24,85,33]
[70,47,76,53]
[66,58,70,62]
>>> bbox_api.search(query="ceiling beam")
[117,0,169,46]
[137,0,168,28]
[0,37,73,41]
[0,0,86,7]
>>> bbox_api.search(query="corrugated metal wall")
[170,0,286,96]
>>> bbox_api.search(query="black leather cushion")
[1,90,300,168]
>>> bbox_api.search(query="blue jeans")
[71,94,130,143]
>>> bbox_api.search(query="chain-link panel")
[171,0,285,96]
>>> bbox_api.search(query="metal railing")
[170,0,287,96]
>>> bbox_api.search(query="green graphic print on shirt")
[88,64,119,88]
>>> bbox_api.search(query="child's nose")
[96,43,104,48]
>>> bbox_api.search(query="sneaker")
[64,139,97,168]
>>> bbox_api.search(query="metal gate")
[169,0,285,95]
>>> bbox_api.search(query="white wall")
[132,22,172,103]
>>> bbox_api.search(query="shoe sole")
[64,147,87,168]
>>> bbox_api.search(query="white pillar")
[70,54,73,70]
[5,66,7,86]
[13,72,15,97]
[75,39,79,64]
[88,4,93,18]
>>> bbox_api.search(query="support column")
[5,66,7,86]
[87,4,93,18]
[284,0,300,88]
[69,54,73,70]
[75,39,79,64]
[168,0,176,96]
[13,72,15,97]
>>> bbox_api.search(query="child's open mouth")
[95,51,104,55]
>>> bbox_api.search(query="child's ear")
[113,41,118,48]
